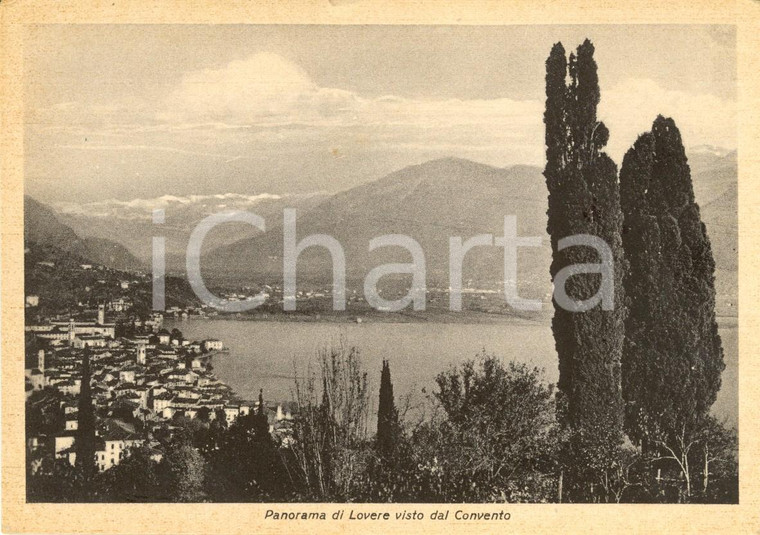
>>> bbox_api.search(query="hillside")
[202,153,736,311]
[56,192,330,271]
[24,196,144,272]
[24,241,200,317]
[203,158,552,299]
[693,151,737,271]
[32,150,736,313]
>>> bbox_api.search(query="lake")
[166,316,738,427]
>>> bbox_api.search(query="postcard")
[1,1,758,533]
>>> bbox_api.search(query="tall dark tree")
[76,347,97,481]
[544,40,627,497]
[253,389,269,438]
[376,360,400,458]
[620,116,725,454]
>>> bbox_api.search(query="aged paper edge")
[1,1,758,533]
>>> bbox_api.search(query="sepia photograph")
[2,2,758,533]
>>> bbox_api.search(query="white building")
[56,379,81,396]
[119,369,136,384]
[73,335,107,349]
[152,392,174,413]
[25,368,45,391]
[95,427,143,472]
[47,319,116,340]
[203,339,223,352]
[54,434,77,465]
[224,405,240,425]
[157,330,171,345]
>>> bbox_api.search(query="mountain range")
[27,148,737,309]
[24,196,144,272]
[55,192,329,271]
[202,158,551,299]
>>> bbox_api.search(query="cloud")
[30,53,736,189]
[154,53,734,158]
[158,53,321,125]
[156,52,544,135]
[601,78,736,164]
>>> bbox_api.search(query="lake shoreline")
[165,316,738,427]
[171,309,738,327]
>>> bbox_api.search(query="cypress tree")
[253,388,269,438]
[620,116,725,449]
[76,347,96,481]
[544,40,627,490]
[376,360,399,458]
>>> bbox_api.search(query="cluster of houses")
[25,306,295,474]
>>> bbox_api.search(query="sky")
[24,24,736,204]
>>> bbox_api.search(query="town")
[25,297,295,475]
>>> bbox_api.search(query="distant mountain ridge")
[55,191,330,270]
[29,149,736,309]
[200,153,736,307]
[202,158,552,296]
[24,196,144,272]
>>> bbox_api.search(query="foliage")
[25,38,738,506]
[92,445,166,502]
[646,416,737,502]
[288,339,370,500]
[202,392,294,502]
[694,417,738,503]
[162,431,206,502]
[620,117,725,463]
[27,459,88,502]
[376,360,401,459]
[420,354,559,502]
[543,39,628,498]
[75,348,97,481]
[26,389,65,436]
[26,347,737,504]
